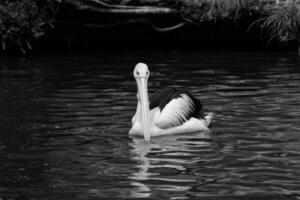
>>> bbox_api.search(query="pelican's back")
[149,87,203,129]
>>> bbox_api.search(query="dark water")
[0,52,299,200]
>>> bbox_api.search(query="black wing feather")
[149,87,203,121]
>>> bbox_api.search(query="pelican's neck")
[135,76,151,141]
[136,96,142,122]
[136,91,149,122]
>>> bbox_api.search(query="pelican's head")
[133,63,150,78]
[133,63,151,142]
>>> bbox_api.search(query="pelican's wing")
[149,87,202,129]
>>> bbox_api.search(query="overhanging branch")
[55,19,188,32]
[63,0,178,15]
[150,22,187,32]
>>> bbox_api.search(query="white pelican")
[129,63,214,141]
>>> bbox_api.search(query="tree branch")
[55,19,187,32]
[55,18,149,28]
[88,0,163,10]
[149,22,187,32]
[63,0,178,15]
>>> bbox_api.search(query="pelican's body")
[130,107,213,137]
[129,63,214,141]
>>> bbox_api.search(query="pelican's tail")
[204,112,215,127]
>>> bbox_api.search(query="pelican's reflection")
[128,132,211,198]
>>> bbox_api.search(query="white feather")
[155,94,195,129]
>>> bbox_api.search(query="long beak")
[136,77,151,142]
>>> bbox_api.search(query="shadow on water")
[0,51,299,200]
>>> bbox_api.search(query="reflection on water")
[129,133,211,198]
[0,52,299,200]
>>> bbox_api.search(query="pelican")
[129,63,214,141]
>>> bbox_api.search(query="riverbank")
[0,0,299,54]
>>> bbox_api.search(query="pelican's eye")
[136,71,140,76]
[146,71,149,76]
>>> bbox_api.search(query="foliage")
[177,0,257,22]
[0,0,59,53]
[254,0,300,43]
[0,0,299,52]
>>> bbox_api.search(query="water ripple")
[0,52,299,200]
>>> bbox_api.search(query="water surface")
[0,51,299,200]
